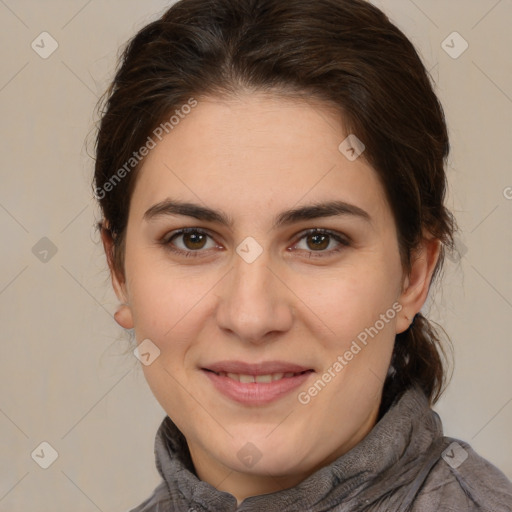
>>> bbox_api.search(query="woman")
[93,0,512,510]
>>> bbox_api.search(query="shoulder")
[127,481,171,512]
[413,438,512,511]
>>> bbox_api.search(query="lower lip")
[202,369,314,405]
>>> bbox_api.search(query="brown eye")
[164,228,218,256]
[182,231,208,250]
[306,233,330,251]
[292,229,350,257]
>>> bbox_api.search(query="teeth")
[219,372,299,382]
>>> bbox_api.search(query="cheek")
[297,264,401,340]
[126,262,217,393]
[130,269,207,415]
[126,252,210,337]
[292,258,402,395]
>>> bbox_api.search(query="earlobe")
[396,237,441,334]
[114,303,134,330]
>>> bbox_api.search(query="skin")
[102,92,440,504]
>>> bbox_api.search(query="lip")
[201,360,315,405]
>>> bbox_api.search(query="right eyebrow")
[144,199,233,226]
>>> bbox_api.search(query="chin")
[218,430,312,476]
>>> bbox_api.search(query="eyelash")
[160,227,350,259]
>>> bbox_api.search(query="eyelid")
[292,227,351,245]
[163,227,216,243]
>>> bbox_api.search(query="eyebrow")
[143,198,371,229]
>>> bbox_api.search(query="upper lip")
[203,360,314,375]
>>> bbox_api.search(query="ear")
[395,236,441,334]
[100,223,134,330]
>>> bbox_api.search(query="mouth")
[200,361,315,405]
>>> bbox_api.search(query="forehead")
[129,93,391,227]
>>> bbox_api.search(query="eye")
[162,228,220,257]
[291,229,350,257]
[161,227,350,259]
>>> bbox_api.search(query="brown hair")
[94,0,455,408]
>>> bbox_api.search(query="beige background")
[0,0,511,510]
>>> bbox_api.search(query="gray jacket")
[129,386,512,511]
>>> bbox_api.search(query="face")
[105,92,436,498]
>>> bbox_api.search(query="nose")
[215,251,294,344]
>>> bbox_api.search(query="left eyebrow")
[143,198,371,229]
[274,200,371,228]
